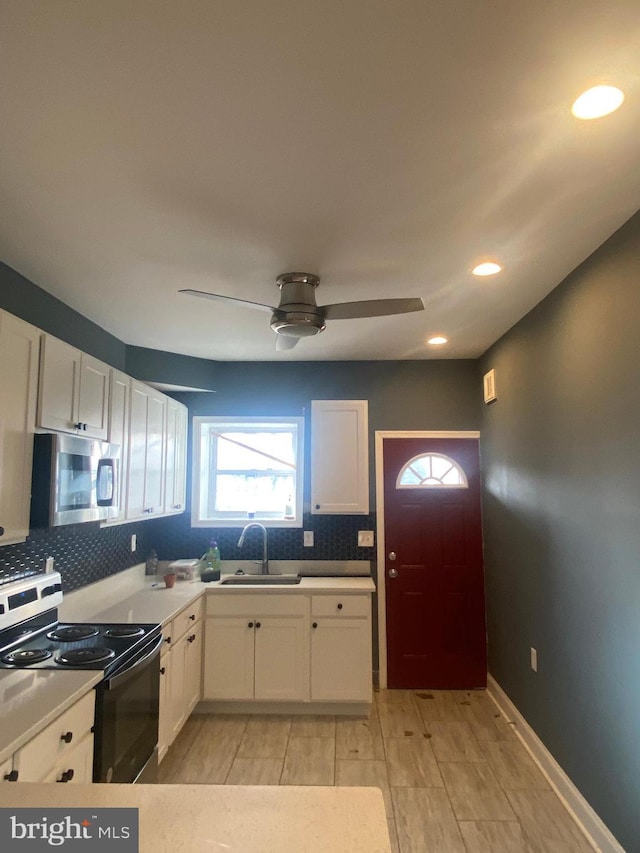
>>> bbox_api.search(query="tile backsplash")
[0,521,151,592]
[148,512,378,564]
[0,513,377,592]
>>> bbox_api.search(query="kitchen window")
[191,416,304,527]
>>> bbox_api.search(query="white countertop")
[89,576,375,627]
[0,669,102,764]
[0,783,392,852]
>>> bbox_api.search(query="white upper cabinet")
[311,400,369,514]
[164,398,188,515]
[37,334,110,439]
[104,369,131,524]
[126,380,166,519]
[0,311,40,545]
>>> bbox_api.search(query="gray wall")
[0,262,126,369]
[480,210,640,850]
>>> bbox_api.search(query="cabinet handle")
[173,504,182,510]
[187,634,196,643]
[60,731,73,744]
[248,622,254,628]
[57,769,74,783]
[312,622,318,629]
[0,526,4,536]
[75,422,83,430]
[337,603,343,610]
[255,622,261,629]
[82,423,88,431]
[315,504,320,510]
[164,636,172,644]
[160,666,166,675]
[4,770,18,782]
[189,614,196,621]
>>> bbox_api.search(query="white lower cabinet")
[3,689,95,784]
[204,595,308,702]
[203,591,372,705]
[158,598,203,761]
[310,594,372,702]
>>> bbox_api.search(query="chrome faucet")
[237,522,269,574]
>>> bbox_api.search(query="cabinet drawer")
[41,735,94,785]
[207,593,307,618]
[173,597,204,640]
[14,690,95,782]
[311,594,370,618]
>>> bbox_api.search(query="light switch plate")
[131,534,137,552]
[45,556,55,573]
[303,531,314,547]
[358,530,374,547]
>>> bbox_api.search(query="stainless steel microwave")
[30,433,120,527]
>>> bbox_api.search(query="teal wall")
[480,210,640,850]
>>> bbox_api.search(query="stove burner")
[2,649,53,665]
[56,648,115,667]
[48,626,100,642]
[104,626,145,639]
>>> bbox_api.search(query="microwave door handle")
[96,458,116,507]
[103,635,163,691]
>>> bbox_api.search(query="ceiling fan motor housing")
[271,272,326,337]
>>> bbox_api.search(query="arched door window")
[396,452,468,489]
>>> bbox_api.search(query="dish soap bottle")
[201,538,221,580]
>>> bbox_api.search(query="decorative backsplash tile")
[0,522,151,592]
[0,512,377,593]
[147,512,378,563]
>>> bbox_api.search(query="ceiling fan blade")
[321,297,424,320]
[179,289,275,313]
[276,334,300,351]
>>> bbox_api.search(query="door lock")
[388,551,397,561]
[388,568,398,579]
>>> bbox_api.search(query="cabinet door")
[37,334,80,433]
[310,618,372,701]
[203,616,254,700]
[254,617,307,701]
[164,399,187,514]
[126,381,166,519]
[168,634,188,743]
[0,312,40,545]
[184,621,203,717]
[158,649,172,760]
[104,369,130,524]
[311,400,369,514]
[77,354,109,439]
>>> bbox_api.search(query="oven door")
[93,634,162,783]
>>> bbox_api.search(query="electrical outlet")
[131,534,137,552]
[303,531,314,547]
[45,556,55,573]
[530,647,538,672]
[357,530,374,547]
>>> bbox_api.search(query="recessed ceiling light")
[571,85,624,120]
[428,335,448,345]
[472,262,502,277]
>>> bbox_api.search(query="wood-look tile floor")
[158,689,595,852]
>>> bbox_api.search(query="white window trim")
[396,452,469,489]
[191,415,304,528]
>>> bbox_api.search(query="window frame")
[191,415,304,528]
[395,452,469,490]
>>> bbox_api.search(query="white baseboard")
[487,674,624,853]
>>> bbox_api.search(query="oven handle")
[103,634,163,691]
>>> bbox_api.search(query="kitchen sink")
[220,575,302,585]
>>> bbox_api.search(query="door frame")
[374,430,481,689]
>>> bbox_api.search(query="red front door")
[383,437,486,689]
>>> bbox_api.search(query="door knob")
[388,568,398,579]
[388,551,397,561]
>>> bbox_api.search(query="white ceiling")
[1,1,639,361]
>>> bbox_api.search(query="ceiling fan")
[179,272,424,350]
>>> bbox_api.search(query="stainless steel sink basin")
[220,575,301,585]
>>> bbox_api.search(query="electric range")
[0,571,162,783]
